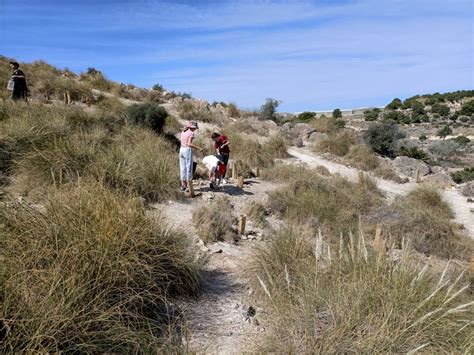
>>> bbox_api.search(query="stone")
[293,137,304,147]
[461,181,474,197]
[308,132,328,143]
[290,123,312,138]
[424,173,455,188]
[391,156,430,179]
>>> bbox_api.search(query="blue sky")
[0,0,472,112]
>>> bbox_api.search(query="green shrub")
[363,108,380,121]
[460,99,474,116]
[296,111,316,122]
[398,146,429,162]
[127,102,168,134]
[431,103,450,116]
[451,167,474,184]
[0,182,202,352]
[437,125,452,139]
[452,135,471,145]
[383,110,409,123]
[385,97,402,110]
[332,108,342,118]
[364,123,404,157]
[334,119,346,128]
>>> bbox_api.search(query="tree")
[386,98,402,110]
[437,126,452,140]
[152,83,164,91]
[364,123,405,157]
[332,108,342,118]
[384,111,409,124]
[260,98,281,121]
[363,108,380,121]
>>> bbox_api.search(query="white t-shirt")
[202,155,220,169]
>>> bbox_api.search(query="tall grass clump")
[387,186,473,259]
[251,228,473,353]
[268,172,382,235]
[192,196,236,243]
[93,127,180,202]
[0,182,202,353]
[314,130,357,156]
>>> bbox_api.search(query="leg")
[179,148,188,188]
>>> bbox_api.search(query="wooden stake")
[255,167,260,178]
[238,214,246,235]
[231,162,238,180]
[374,224,384,258]
[415,169,421,183]
[237,176,244,188]
[66,91,71,105]
[187,180,195,197]
[358,171,364,182]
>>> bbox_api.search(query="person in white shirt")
[202,155,225,189]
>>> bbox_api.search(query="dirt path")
[153,180,281,353]
[288,147,474,238]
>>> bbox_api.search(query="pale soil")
[152,179,282,353]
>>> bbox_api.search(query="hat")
[187,121,199,129]
[9,61,19,68]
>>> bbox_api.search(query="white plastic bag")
[7,79,14,91]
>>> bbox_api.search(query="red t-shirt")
[214,135,230,154]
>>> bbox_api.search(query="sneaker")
[209,182,214,190]
[180,186,187,192]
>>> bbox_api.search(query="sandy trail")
[288,147,474,238]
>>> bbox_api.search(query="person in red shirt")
[211,132,230,167]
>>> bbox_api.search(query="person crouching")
[202,155,226,189]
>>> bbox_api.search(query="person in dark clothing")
[9,61,28,101]
[211,132,230,166]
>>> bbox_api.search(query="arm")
[187,135,202,151]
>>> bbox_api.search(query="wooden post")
[237,176,244,188]
[238,214,246,235]
[374,224,384,258]
[232,162,238,180]
[66,91,71,105]
[358,171,364,182]
[64,92,68,105]
[255,167,260,178]
[187,180,195,197]
[415,169,421,183]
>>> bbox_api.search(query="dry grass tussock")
[268,168,383,235]
[314,130,357,156]
[0,182,202,353]
[386,186,473,260]
[192,196,236,243]
[261,163,330,182]
[246,201,268,228]
[251,228,473,353]
[1,101,180,202]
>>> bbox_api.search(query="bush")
[315,130,357,156]
[296,111,316,122]
[260,98,281,121]
[419,134,428,141]
[192,196,236,243]
[0,182,202,352]
[227,102,240,117]
[251,228,473,353]
[451,167,474,184]
[428,140,462,159]
[127,103,168,134]
[385,97,402,110]
[398,146,429,162]
[437,125,452,139]
[310,116,340,133]
[383,110,409,124]
[152,83,164,91]
[246,201,268,228]
[363,108,380,121]
[364,123,404,157]
[334,119,346,128]
[459,100,474,116]
[332,108,342,118]
[452,135,471,145]
[431,103,450,116]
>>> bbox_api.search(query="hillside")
[1,59,473,353]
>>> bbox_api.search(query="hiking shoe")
[209,182,214,190]
[180,186,187,192]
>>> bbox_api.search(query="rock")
[424,173,455,188]
[293,137,304,147]
[391,156,430,179]
[281,122,292,133]
[202,192,215,202]
[308,132,328,143]
[461,181,474,197]
[290,123,312,138]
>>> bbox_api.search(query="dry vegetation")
[192,196,236,243]
[0,183,202,352]
[251,228,473,353]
